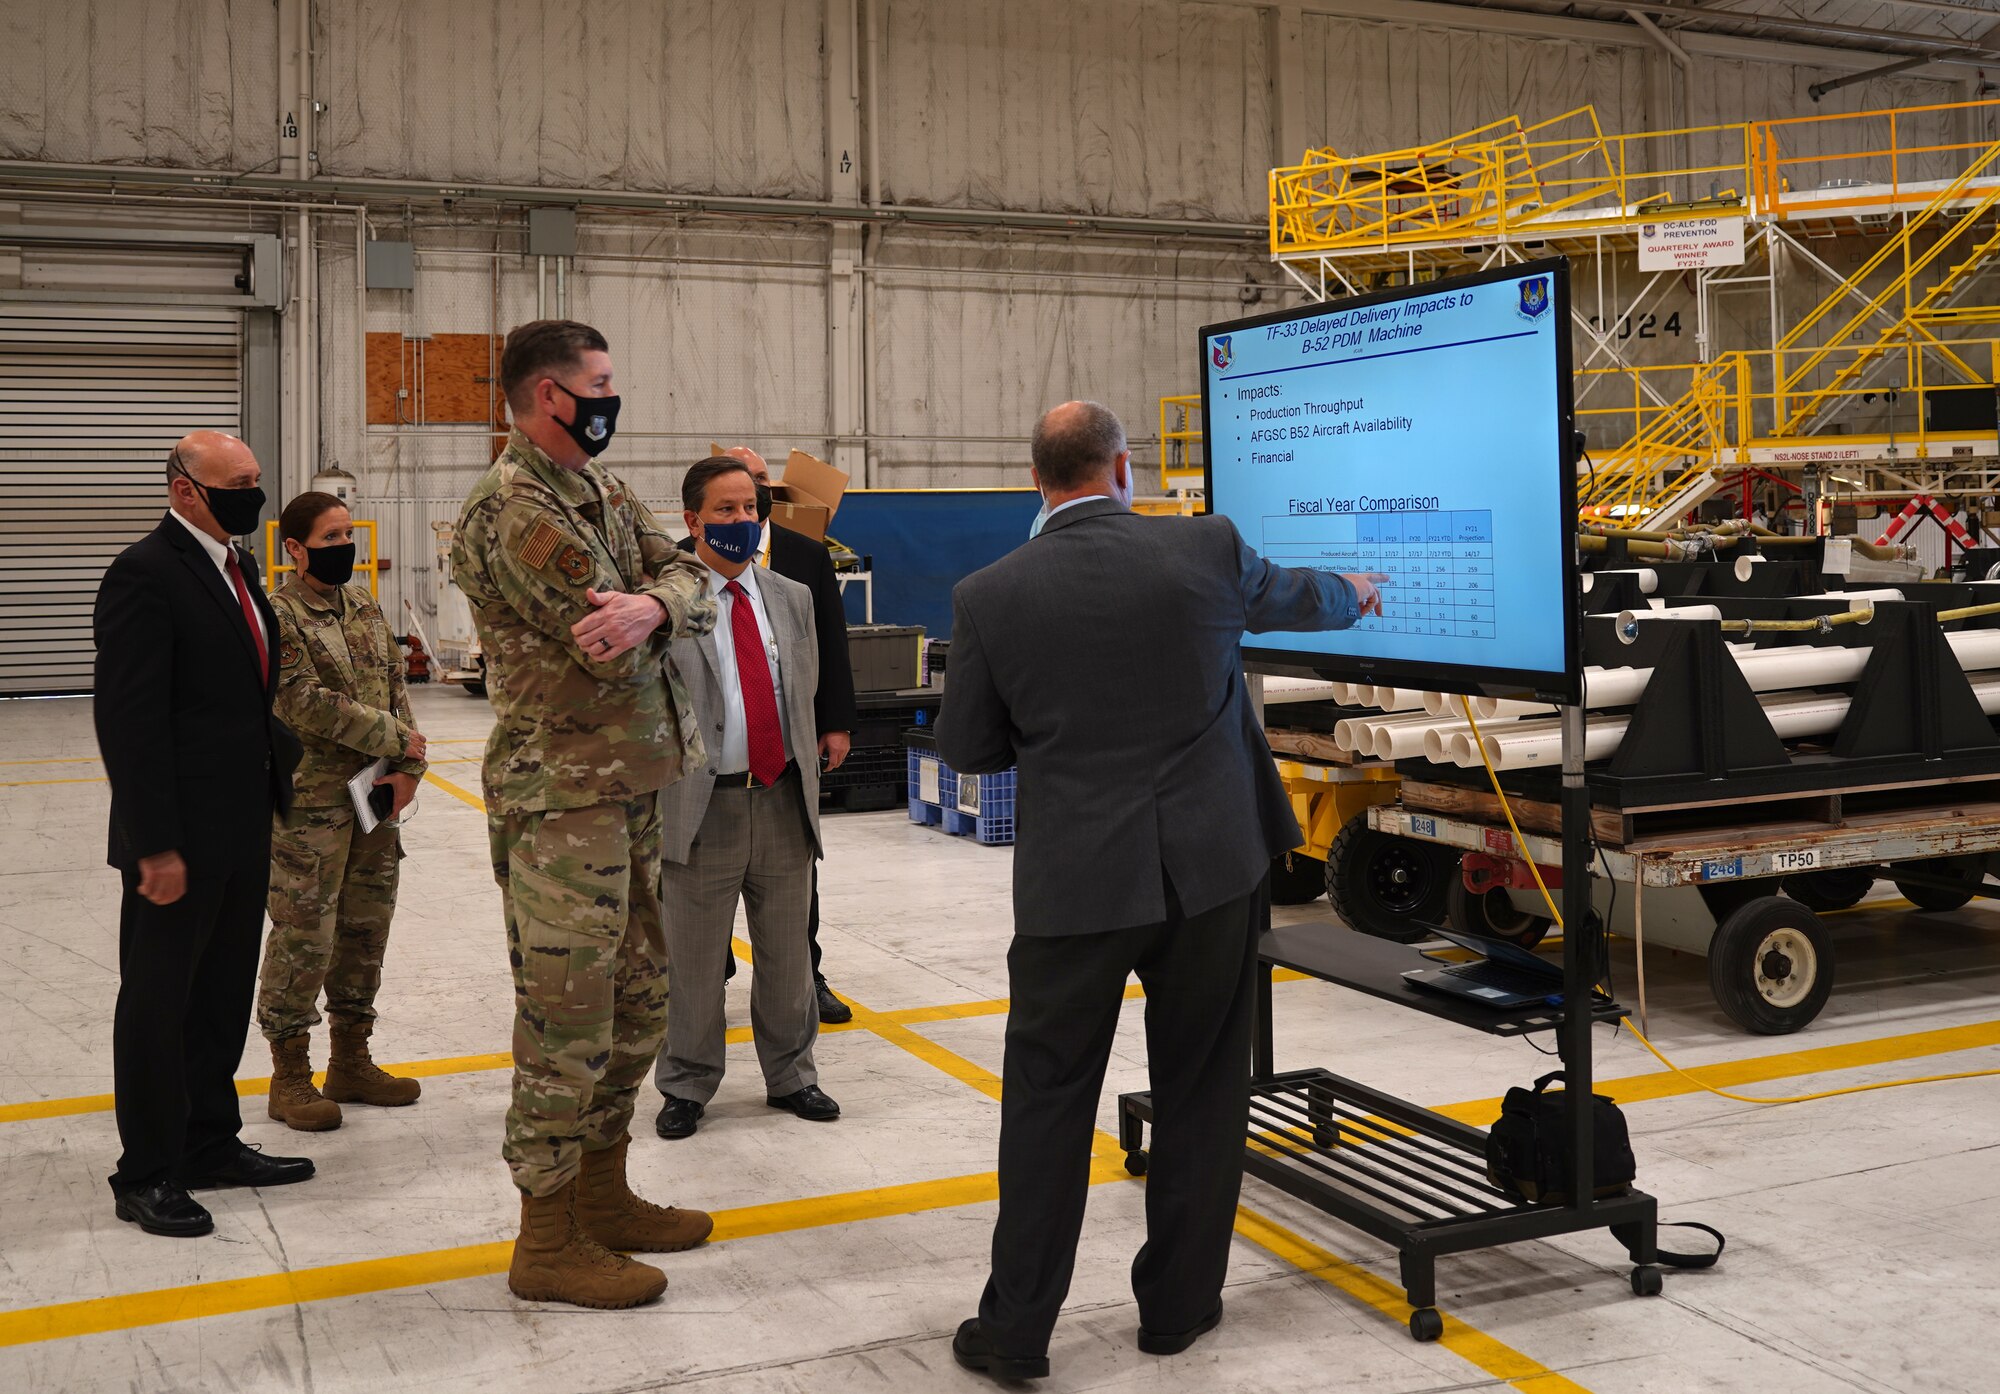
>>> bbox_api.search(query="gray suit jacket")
[937,499,1360,936]
[660,564,822,865]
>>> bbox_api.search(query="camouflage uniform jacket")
[453,430,716,816]
[271,576,427,808]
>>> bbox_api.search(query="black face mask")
[550,381,621,458]
[303,541,357,586]
[754,482,774,523]
[173,454,266,536]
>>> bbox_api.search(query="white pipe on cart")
[1575,626,2000,711]
[1733,554,1766,581]
[1351,711,1448,756]
[1581,567,1659,596]
[1353,685,1432,713]
[1461,681,2000,770]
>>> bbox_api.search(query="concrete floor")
[2,684,1998,1393]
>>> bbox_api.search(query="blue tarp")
[830,489,1040,639]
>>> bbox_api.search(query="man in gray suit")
[939,401,1382,1380]
[653,457,839,1139]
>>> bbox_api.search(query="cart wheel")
[1270,850,1329,906]
[1631,1266,1663,1297]
[1409,1307,1444,1342]
[463,679,488,699]
[1124,1150,1148,1177]
[1891,855,1987,913]
[1327,815,1453,944]
[1709,896,1834,1034]
[1783,867,1873,913]
[1446,875,1552,949]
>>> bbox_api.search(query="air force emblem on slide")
[1518,276,1551,320]
[1211,335,1234,370]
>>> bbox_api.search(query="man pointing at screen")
[937,400,1383,1380]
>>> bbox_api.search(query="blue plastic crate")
[906,746,955,826]
[951,768,1017,846]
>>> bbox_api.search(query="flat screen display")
[1201,258,1578,703]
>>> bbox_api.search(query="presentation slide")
[1203,267,1571,686]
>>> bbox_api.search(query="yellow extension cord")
[1456,698,2000,1104]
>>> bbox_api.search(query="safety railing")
[1158,393,1205,492]
[1272,97,2000,257]
[264,519,381,597]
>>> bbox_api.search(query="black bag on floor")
[1485,1070,1635,1204]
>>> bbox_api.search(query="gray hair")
[1031,401,1127,491]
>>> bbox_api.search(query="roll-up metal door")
[0,305,242,695]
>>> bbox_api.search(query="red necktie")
[725,579,786,785]
[224,550,270,687]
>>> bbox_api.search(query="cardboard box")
[771,449,850,542]
[701,445,850,541]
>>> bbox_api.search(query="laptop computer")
[1402,928,1566,1009]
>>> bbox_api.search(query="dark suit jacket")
[937,500,1359,936]
[679,524,857,734]
[93,515,304,869]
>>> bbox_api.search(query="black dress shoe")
[815,977,854,1025]
[655,1096,705,1139]
[1138,1301,1224,1356]
[115,1181,214,1238]
[767,1084,840,1121]
[952,1318,1049,1381]
[183,1144,316,1189]
[724,953,738,982]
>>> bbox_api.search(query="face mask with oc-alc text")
[703,520,762,564]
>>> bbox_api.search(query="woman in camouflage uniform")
[258,491,429,1130]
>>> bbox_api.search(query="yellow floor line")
[0,776,106,787]
[1233,1208,1594,1394]
[0,756,103,767]
[421,771,487,812]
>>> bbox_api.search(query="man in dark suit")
[938,401,1382,1380]
[94,430,314,1237]
[684,445,858,1025]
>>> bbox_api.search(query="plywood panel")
[365,332,505,427]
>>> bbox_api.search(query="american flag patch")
[518,519,563,571]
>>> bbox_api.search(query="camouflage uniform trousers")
[257,804,403,1042]
[489,796,668,1198]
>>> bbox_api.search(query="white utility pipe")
[1615,605,1723,632]
[1352,684,1432,713]
[1733,554,1766,581]
[1581,567,1659,596]
[1263,677,1344,705]
[1460,680,2000,771]
[1371,717,1477,761]
[1343,710,1443,756]
[1577,625,2000,711]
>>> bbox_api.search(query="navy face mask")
[703,520,762,564]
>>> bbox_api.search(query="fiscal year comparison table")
[1261,510,1496,638]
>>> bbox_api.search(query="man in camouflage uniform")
[260,490,429,1132]
[453,320,718,1310]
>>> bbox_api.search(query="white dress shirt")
[1045,493,1110,523]
[170,509,270,650]
[704,559,791,775]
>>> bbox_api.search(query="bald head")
[167,430,262,541]
[1030,401,1130,504]
[722,445,771,485]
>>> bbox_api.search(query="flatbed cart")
[1265,755,1405,905]
[1369,792,2000,1034]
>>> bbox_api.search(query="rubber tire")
[1124,1150,1148,1177]
[463,680,488,699]
[1783,867,1874,913]
[1708,896,1834,1035]
[1270,850,1329,906]
[1631,1266,1663,1297]
[1409,1308,1444,1342]
[1891,855,1986,913]
[1326,815,1453,944]
[1446,875,1553,949]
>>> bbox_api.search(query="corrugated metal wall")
[5,0,1986,627]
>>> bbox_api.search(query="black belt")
[714,761,798,790]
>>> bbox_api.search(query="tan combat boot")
[322,1021,422,1106]
[575,1135,715,1253]
[267,1035,342,1131]
[507,1181,669,1309]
